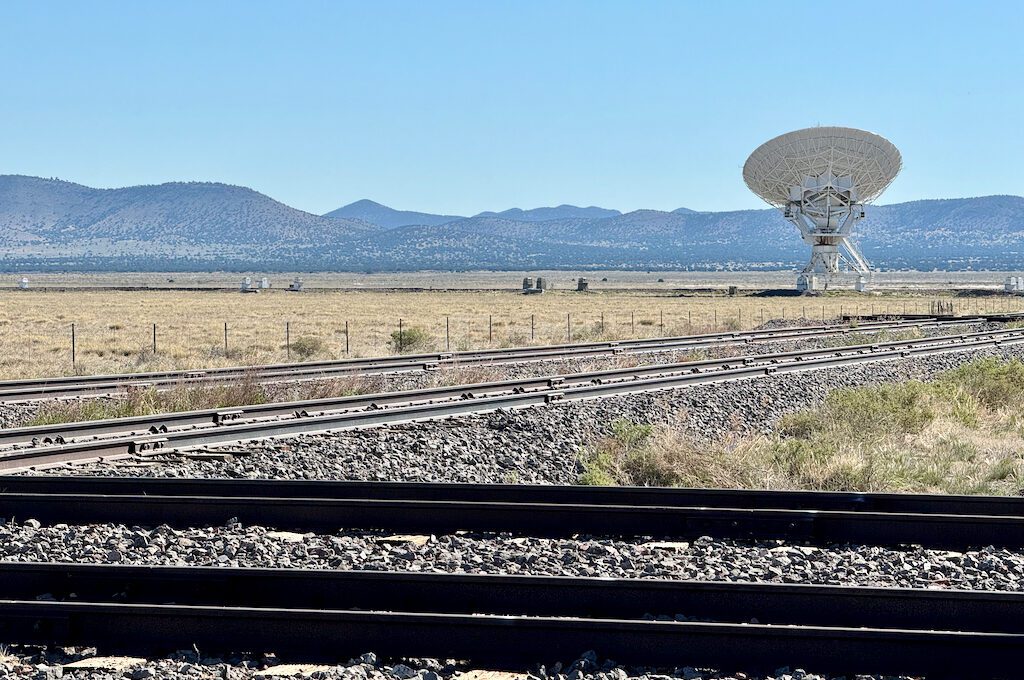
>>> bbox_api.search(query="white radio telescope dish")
[743,126,902,292]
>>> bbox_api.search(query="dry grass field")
[1,269,1020,290]
[1,277,1022,380]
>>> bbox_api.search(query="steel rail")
[0,317,980,402]
[0,563,1019,676]
[3,324,1017,450]
[3,562,1022,634]
[3,328,1024,472]
[4,600,1020,677]
[3,490,1024,548]
[6,475,1024,516]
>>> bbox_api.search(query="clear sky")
[1,1,1021,216]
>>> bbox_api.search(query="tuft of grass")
[390,326,434,353]
[933,357,1024,410]
[26,375,371,426]
[822,328,922,347]
[580,419,679,487]
[28,379,270,425]
[778,381,936,443]
[289,335,328,360]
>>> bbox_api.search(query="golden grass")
[0,286,1019,380]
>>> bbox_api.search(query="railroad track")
[2,325,1023,473]
[1,480,1023,677]
[3,476,1024,548]
[0,562,1018,677]
[0,316,990,402]
[5,323,1018,450]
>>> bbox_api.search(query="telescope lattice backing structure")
[743,127,902,292]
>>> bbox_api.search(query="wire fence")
[27,296,1021,375]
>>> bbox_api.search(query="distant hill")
[1,175,1022,271]
[0,176,374,266]
[324,199,461,229]
[474,205,621,221]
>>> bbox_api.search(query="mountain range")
[1,174,1022,272]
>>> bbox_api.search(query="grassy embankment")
[580,357,1024,495]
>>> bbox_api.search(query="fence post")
[345,320,350,355]
[446,316,450,351]
[488,315,492,343]
[566,313,571,342]
[600,312,605,334]
[399,319,404,352]
[286,321,290,360]
[224,322,228,354]
[152,323,157,355]
[660,310,664,333]
[631,311,636,334]
[71,323,76,366]
[530,314,535,341]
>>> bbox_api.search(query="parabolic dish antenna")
[743,126,902,291]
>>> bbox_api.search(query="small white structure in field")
[17,277,29,290]
[259,277,270,289]
[240,276,259,293]
[288,277,304,292]
[1005,276,1024,293]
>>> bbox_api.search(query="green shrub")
[579,419,670,486]
[389,326,434,353]
[780,381,935,443]
[290,335,327,360]
[935,357,1024,410]
[610,418,653,445]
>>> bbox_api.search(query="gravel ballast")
[54,340,1024,484]
[1,646,917,680]
[0,522,1018,592]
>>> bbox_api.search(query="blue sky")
[1,1,1021,215]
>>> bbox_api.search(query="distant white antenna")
[743,127,902,292]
